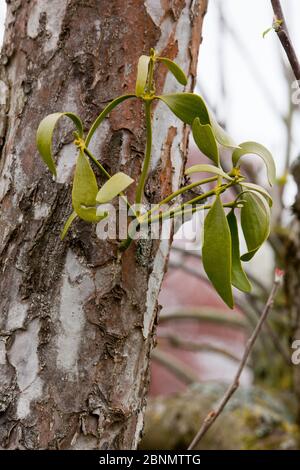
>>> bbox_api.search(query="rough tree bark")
[286,163,300,422]
[0,0,207,449]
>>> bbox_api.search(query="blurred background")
[146,0,300,449]
[1,0,300,450]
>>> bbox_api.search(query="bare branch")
[187,270,283,450]
[151,349,199,385]
[169,255,290,364]
[158,333,243,364]
[169,259,257,326]
[171,245,269,296]
[271,0,300,83]
[160,307,247,330]
[247,291,291,365]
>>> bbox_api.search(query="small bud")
[275,267,284,282]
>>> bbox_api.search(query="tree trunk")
[0,0,207,449]
[286,163,300,423]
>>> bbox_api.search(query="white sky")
[197,0,300,206]
[0,0,299,205]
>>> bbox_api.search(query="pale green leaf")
[157,93,210,125]
[96,172,134,204]
[61,211,77,240]
[85,95,135,146]
[157,57,187,85]
[185,163,232,180]
[36,112,83,176]
[192,117,219,165]
[209,111,240,149]
[240,182,272,206]
[202,196,234,308]
[158,93,239,150]
[240,191,270,261]
[232,141,276,186]
[135,55,150,97]
[72,150,101,222]
[227,210,252,293]
[262,26,273,38]
[263,19,283,38]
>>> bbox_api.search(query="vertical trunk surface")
[0,0,207,449]
[286,164,300,422]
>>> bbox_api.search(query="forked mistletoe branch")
[187,269,284,450]
[36,50,276,309]
[270,0,300,83]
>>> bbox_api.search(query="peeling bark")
[0,0,207,449]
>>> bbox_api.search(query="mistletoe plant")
[36,49,276,309]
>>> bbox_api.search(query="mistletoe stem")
[139,181,236,226]
[84,147,135,216]
[135,100,152,214]
[140,175,219,221]
[83,147,110,179]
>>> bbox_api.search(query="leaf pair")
[87,55,189,148]
[36,96,137,177]
[36,109,134,239]
[202,197,234,308]
[135,53,188,98]
[202,199,252,307]
[202,190,270,308]
[63,169,134,239]
[157,92,277,186]
[63,158,134,239]
[157,93,239,166]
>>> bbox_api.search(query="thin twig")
[169,253,290,363]
[168,259,257,327]
[151,349,199,385]
[160,308,247,330]
[171,245,269,296]
[271,0,300,83]
[248,291,291,365]
[187,270,283,450]
[158,333,243,364]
